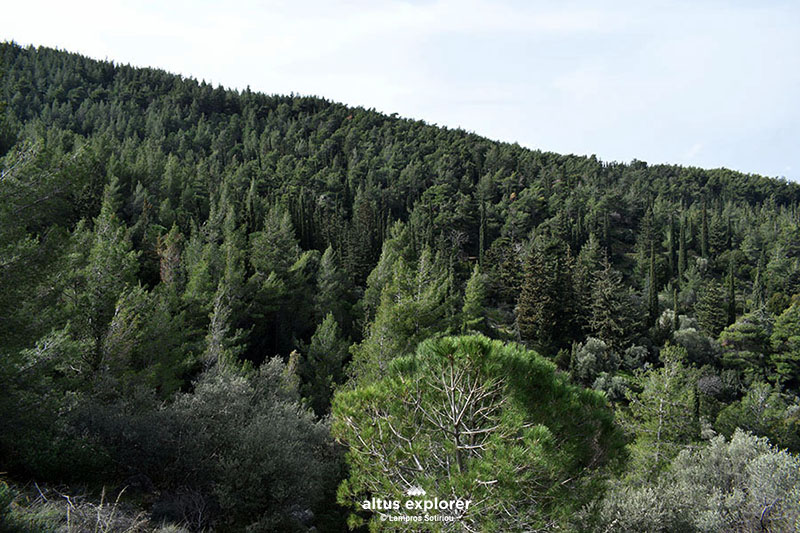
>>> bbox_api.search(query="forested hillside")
[2,42,800,532]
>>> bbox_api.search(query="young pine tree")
[516,235,575,355]
[301,313,349,416]
[461,264,488,334]
[695,281,728,338]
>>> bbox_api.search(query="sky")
[3,0,799,181]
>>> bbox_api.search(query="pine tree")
[350,247,453,383]
[695,281,728,337]
[590,254,635,351]
[347,186,379,284]
[624,345,699,475]
[516,235,575,355]
[67,181,140,371]
[752,259,766,311]
[314,245,349,328]
[771,303,800,388]
[301,313,349,416]
[249,205,301,278]
[574,233,602,333]
[719,311,772,383]
[479,195,487,267]
[157,223,184,287]
[462,264,487,333]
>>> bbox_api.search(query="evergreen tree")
[333,335,625,532]
[719,311,773,383]
[727,258,736,326]
[574,233,602,333]
[672,285,680,332]
[66,181,139,372]
[349,247,453,383]
[678,213,687,281]
[516,235,575,355]
[461,263,488,333]
[771,303,800,389]
[314,245,349,328]
[624,345,699,475]
[249,205,301,278]
[695,281,728,337]
[701,200,709,259]
[648,242,659,325]
[301,313,349,416]
[590,254,635,351]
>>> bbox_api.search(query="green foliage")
[570,337,620,385]
[715,381,800,453]
[719,310,774,383]
[2,41,800,530]
[332,335,625,531]
[694,280,728,338]
[461,263,488,333]
[590,255,640,351]
[301,313,349,416]
[622,345,700,475]
[591,430,800,533]
[771,302,800,388]
[516,235,576,355]
[349,247,454,383]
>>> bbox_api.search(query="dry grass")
[3,482,192,533]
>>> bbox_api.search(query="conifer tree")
[624,345,699,475]
[301,312,349,416]
[574,233,603,333]
[667,212,675,278]
[727,259,736,326]
[673,285,680,332]
[719,311,772,380]
[590,254,635,351]
[678,213,687,280]
[648,242,659,325]
[701,201,710,259]
[695,281,728,337]
[349,247,453,383]
[314,245,349,327]
[67,179,139,371]
[771,303,800,388]
[462,264,488,333]
[516,235,575,355]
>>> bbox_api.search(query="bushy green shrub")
[591,430,800,532]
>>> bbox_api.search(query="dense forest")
[1,41,800,532]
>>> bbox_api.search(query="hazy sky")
[4,0,799,181]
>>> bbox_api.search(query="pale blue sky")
[4,0,799,180]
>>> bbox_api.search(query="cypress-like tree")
[727,259,736,326]
[648,242,659,325]
[667,212,675,278]
[673,285,680,332]
[701,201,709,259]
[678,213,687,280]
